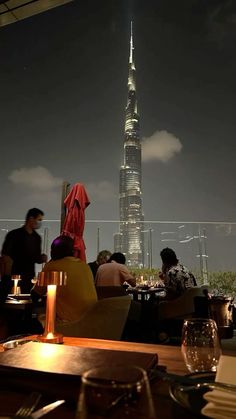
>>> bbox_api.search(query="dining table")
[7,293,32,300]
[3,296,33,320]
[126,286,165,302]
[0,336,235,419]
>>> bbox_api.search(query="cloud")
[86,181,116,202]
[8,166,63,191]
[142,130,183,163]
[206,1,236,48]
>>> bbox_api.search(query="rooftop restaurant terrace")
[0,217,236,418]
[1,218,236,288]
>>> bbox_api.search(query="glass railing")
[1,219,236,296]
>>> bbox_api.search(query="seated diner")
[95,252,136,287]
[159,247,197,300]
[32,235,97,323]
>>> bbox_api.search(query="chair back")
[158,286,208,320]
[96,286,127,300]
[56,295,131,340]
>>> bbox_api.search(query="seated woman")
[32,236,97,323]
[153,248,198,343]
[160,247,197,300]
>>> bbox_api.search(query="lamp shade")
[11,275,21,281]
[37,271,67,287]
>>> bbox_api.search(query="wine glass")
[77,365,156,419]
[181,318,222,373]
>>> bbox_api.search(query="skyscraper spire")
[114,22,144,267]
[128,21,136,93]
[129,21,134,65]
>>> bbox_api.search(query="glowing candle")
[44,284,57,337]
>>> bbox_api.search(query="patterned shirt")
[164,263,196,298]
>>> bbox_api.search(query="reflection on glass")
[181,318,222,373]
[77,366,156,419]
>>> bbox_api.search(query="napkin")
[202,355,236,419]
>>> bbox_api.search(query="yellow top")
[42,256,97,322]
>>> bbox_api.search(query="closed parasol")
[62,183,90,261]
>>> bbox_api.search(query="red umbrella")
[62,183,90,261]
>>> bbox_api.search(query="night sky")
[1,0,236,266]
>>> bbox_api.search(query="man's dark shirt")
[88,261,99,280]
[2,227,42,281]
[0,275,12,305]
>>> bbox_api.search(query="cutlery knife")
[31,400,65,419]
[149,369,210,385]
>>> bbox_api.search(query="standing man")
[1,208,47,293]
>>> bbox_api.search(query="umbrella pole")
[60,181,70,233]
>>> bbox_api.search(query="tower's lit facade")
[115,23,144,267]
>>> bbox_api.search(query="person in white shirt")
[95,252,136,287]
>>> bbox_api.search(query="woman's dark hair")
[108,252,126,265]
[26,208,44,220]
[160,247,178,267]
[50,235,74,260]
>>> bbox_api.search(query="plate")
[3,338,33,350]
[169,372,216,417]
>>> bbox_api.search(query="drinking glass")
[181,318,222,373]
[76,365,156,419]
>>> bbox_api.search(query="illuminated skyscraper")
[115,22,144,267]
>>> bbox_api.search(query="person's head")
[50,235,74,260]
[160,248,178,268]
[109,252,126,265]
[25,208,44,230]
[97,250,112,265]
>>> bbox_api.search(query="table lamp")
[11,275,21,295]
[37,271,67,344]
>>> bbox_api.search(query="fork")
[12,392,41,418]
[149,369,236,394]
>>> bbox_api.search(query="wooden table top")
[0,336,234,418]
[38,337,236,419]
[0,336,186,372]
[0,336,187,375]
